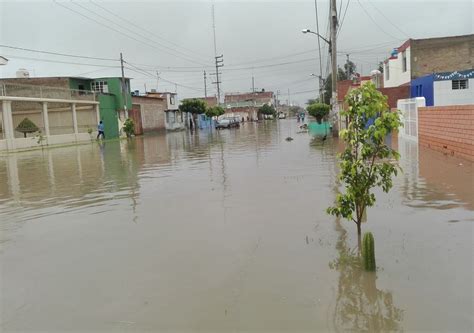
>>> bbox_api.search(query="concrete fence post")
[71,103,78,134]
[42,102,50,136]
[2,100,15,150]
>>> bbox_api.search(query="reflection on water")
[330,218,403,332]
[0,120,472,331]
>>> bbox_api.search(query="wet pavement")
[1,120,473,332]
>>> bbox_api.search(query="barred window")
[91,81,109,93]
[452,79,468,90]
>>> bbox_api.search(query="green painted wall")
[95,78,132,111]
[98,94,119,139]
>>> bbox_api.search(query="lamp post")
[310,73,324,103]
[301,29,331,47]
[303,29,330,103]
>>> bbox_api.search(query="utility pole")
[156,71,160,90]
[314,0,324,102]
[330,0,338,133]
[213,55,224,105]
[287,88,291,106]
[252,75,255,93]
[203,70,207,98]
[346,54,350,79]
[120,52,128,118]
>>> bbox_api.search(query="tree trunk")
[357,223,362,254]
[23,132,27,138]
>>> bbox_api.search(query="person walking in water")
[97,120,105,140]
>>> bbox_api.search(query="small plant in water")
[123,118,135,138]
[35,130,46,149]
[362,232,376,271]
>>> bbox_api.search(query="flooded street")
[1,120,472,332]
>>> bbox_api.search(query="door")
[130,105,143,135]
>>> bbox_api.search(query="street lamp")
[301,29,331,47]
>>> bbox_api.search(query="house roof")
[224,91,274,103]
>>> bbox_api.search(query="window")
[402,51,407,72]
[170,95,175,105]
[385,63,390,80]
[416,85,423,96]
[91,81,108,93]
[452,79,468,90]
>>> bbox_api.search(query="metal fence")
[0,83,96,102]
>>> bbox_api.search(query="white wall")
[384,47,411,88]
[434,79,474,106]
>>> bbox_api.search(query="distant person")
[97,120,105,140]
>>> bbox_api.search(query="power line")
[337,0,351,36]
[70,1,211,66]
[2,54,121,68]
[124,62,204,92]
[88,0,212,63]
[356,0,403,40]
[366,0,409,38]
[0,44,118,61]
[54,0,210,67]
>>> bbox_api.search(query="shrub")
[123,118,135,137]
[16,118,39,138]
[307,103,330,124]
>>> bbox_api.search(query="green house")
[69,77,132,139]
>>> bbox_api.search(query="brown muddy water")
[0,120,472,332]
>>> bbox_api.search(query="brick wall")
[411,34,474,79]
[418,105,474,161]
[131,96,166,132]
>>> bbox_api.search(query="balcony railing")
[0,83,96,102]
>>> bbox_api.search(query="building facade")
[383,34,474,88]
[411,69,474,106]
[0,76,132,139]
[224,91,274,120]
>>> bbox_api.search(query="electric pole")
[252,75,255,93]
[346,54,350,79]
[156,71,160,90]
[204,70,207,98]
[330,0,338,132]
[314,0,324,102]
[120,52,128,118]
[287,88,291,106]
[213,55,224,105]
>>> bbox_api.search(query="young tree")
[16,117,39,138]
[307,103,330,124]
[205,106,225,129]
[259,104,276,116]
[205,105,225,119]
[327,82,402,237]
[179,99,207,130]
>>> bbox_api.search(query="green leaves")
[327,82,402,234]
[179,99,207,114]
[259,104,276,115]
[205,106,225,118]
[307,103,330,122]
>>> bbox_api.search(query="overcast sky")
[0,0,472,104]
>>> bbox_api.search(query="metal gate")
[397,97,425,142]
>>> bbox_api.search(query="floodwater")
[0,120,472,332]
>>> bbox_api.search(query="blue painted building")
[411,75,434,106]
[410,69,474,106]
